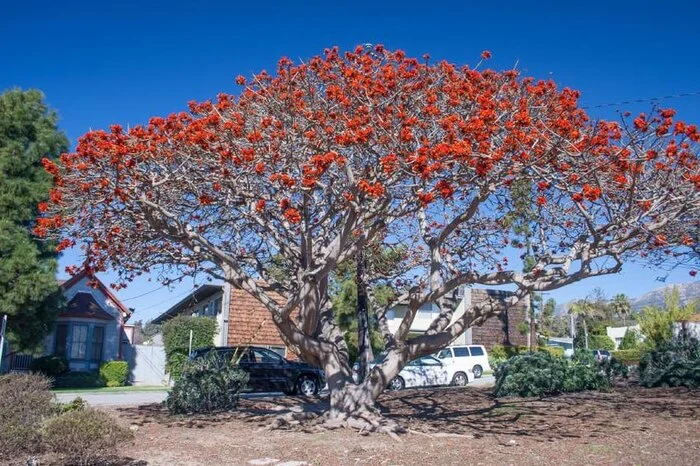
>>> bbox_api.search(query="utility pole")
[356,250,372,383]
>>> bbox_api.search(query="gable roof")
[152,284,224,324]
[59,292,115,321]
[60,269,133,321]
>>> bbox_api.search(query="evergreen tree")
[0,89,68,349]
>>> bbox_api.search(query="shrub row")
[31,357,129,388]
[0,373,133,464]
[493,352,609,397]
[639,338,700,388]
[489,344,565,370]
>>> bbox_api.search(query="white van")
[436,345,492,381]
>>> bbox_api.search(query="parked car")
[590,349,612,362]
[352,355,452,390]
[435,345,491,380]
[190,346,325,396]
[385,355,451,390]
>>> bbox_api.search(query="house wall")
[468,289,529,349]
[180,291,226,346]
[44,276,124,371]
[226,288,294,358]
[384,288,529,349]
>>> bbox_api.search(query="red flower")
[235,75,246,85]
[481,50,492,60]
[284,208,302,224]
[536,196,547,207]
[255,199,266,212]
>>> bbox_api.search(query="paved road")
[56,376,496,407]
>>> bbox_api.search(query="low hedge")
[30,355,69,378]
[612,349,643,365]
[53,371,105,389]
[99,360,129,387]
[639,339,700,388]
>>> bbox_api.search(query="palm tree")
[568,299,597,350]
[609,294,632,326]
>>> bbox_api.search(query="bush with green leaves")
[99,360,129,387]
[619,328,641,350]
[638,338,700,388]
[30,355,69,378]
[162,315,218,378]
[493,351,608,397]
[612,349,643,365]
[0,373,54,460]
[489,345,565,370]
[42,408,133,465]
[52,371,105,388]
[166,350,249,414]
[57,396,88,414]
[588,334,616,350]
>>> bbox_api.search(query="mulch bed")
[112,385,700,466]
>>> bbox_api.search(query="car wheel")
[296,376,319,397]
[388,376,405,391]
[452,372,468,386]
[473,365,483,379]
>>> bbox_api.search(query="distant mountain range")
[629,281,700,311]
[555,281,700,315]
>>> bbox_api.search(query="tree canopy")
[0,89,67,349]
[37,46,700,426]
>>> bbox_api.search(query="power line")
[121,283,169,302]
[581,90,700,110]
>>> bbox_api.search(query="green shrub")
[493,352,608,397]
[57,397,88,413]
[166,350,248,414]
[42,408,133,465]
[600,357,629,382]
[489,345,564,370]
[99,360,129,387]
[162,315,218,379]
[612,349,643,365]
[53,371,105,389]
[30,355,69,377]
[619,328,641,350]
[0,373,54,460]
[588,334,616,350]
[639,338,700,388]
[538,345,565,358]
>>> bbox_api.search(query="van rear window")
[454,347,470,357]
[469,347,484,356]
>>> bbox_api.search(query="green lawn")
[51,385,169,394]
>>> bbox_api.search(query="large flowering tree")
[38,46,699,430]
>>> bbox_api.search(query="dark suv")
[190,346,325,396]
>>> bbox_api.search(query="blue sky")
[2,1,699,320]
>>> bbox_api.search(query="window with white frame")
[70,325,89,360]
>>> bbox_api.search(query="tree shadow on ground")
[377,385,700,442]
[116,396,328,429]
[114,385,699,443]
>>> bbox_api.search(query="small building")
[606,325,642,350]
[153,283,290,357]
[43,270,133,371]
[385,288,529,349]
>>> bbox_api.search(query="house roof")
[60,269,133,321]
[59,292,115,321]
[152,284,224,324]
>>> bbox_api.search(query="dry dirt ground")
[111,386,700,466]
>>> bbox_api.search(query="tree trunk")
[356,250,372,383]
[529,297,537,352]
[583,318,589,350]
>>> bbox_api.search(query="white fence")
[123,344,169,386]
